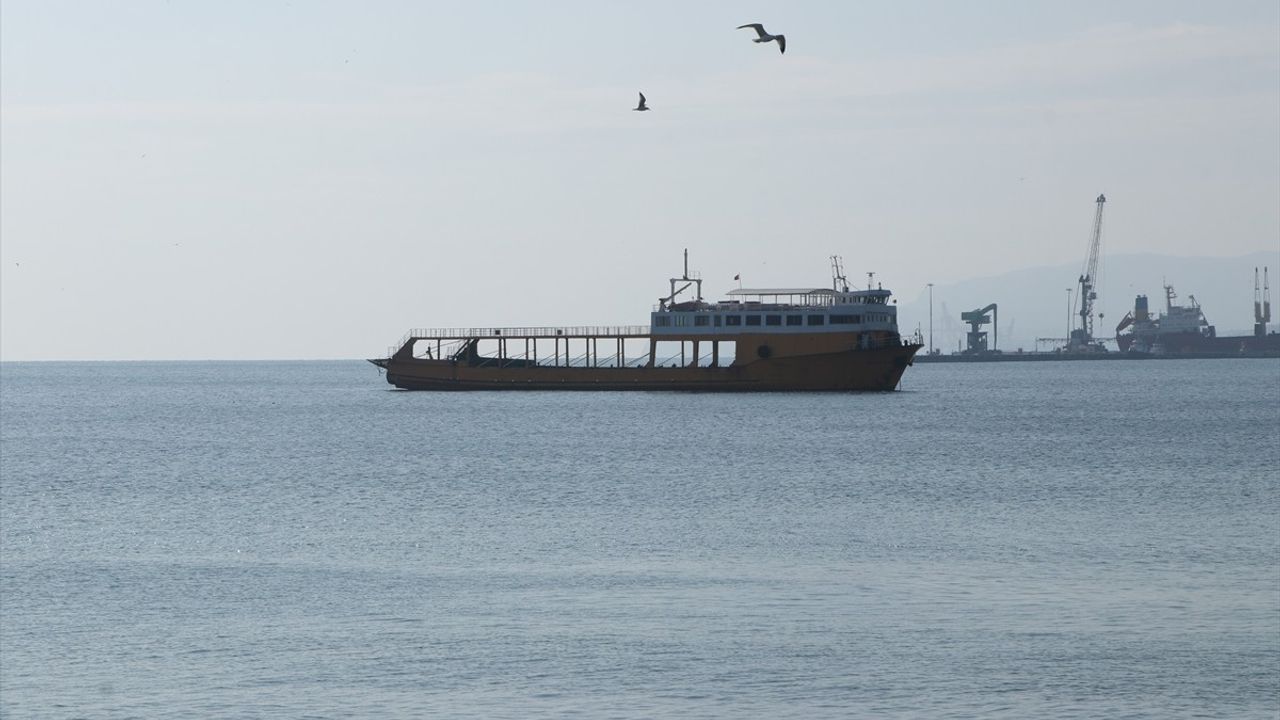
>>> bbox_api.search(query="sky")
[2,1,1278,360]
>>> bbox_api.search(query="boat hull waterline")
[372,344,920,392]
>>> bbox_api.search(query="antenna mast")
[663,248,703,306]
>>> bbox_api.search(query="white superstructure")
[650,254,901,340]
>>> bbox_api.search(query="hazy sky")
[2,1,1278,360]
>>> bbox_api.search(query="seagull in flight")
[738,23,785,54]
[633,92,650,111]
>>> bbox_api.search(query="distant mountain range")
[896,252,1280,353]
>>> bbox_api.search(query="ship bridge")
[651,285,898,337]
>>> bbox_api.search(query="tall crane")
[1268,267,1273,328]
[961,304,998,354]
[1256,267,1272,337]
[1069,194,1106,351]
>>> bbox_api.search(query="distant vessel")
[370,254,922,390]
[1114,279,1280,357]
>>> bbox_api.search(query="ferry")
[369,254,922,391]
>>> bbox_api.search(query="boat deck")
[385,326,651,359]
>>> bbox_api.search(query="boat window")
[807,315,826,326]
[786,315,803,326]
[745,315,761,326]
[726,315,742,326]
[765,315,782,326]
[694,315,710,326]
[714,315,722,327]
[654,316,671,327]
[831,314,860,324]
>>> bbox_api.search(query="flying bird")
[633,92,650,111]
[738,23,785,54]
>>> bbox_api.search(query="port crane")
[1068,194,1107,352]
[961,304,998,353]
[1255,267,1272,337]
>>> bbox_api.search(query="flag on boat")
[733,274,740,280]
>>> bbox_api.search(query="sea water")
[1,359,1277,719]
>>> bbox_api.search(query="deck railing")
[382,326,918,360]
[386,325,652,358]
[397,325,647,344]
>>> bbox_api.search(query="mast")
[664,248,702,306]
[830,256,849,292]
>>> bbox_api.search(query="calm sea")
[1,360,1277,719]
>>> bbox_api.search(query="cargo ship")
[369,255,922,390]
[1114,279,1280,357]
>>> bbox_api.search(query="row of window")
[654,313,892,328]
